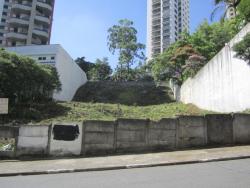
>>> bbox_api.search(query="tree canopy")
[0,49,61,104]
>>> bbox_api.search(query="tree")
[151,41,204,85]
[238,0,250,22]
[75,57,95,79]
[211,0,242,20]
[233,32,250,64]
[190,20,239,60]
[88,58,113,81]
[107,19,145,81]
[0,49,61,104]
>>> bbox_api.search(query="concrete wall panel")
[49,123,82,156]
[177,116,207,148]
[148,119,177,149]
[17,125,49,156]
[233,114,250,144]
[116,119,148,151]
[83,121,115,155]
[206,114,233,145]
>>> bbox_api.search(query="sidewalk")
[1,145,250,177]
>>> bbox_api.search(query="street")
[0,158,250,188]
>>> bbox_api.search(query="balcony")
[35,15,50,25]
[8,17,30,26]
[12,3,32,12]
[5,32,27,40]
[33,28,49,38]
[37,0,53,12]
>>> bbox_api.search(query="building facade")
[147,0,189,59]
[5,45,87,101]
[0,0,54,47]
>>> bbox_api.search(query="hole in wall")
[52,124,80,141]
[0,138,15,152]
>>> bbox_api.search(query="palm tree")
[211,0,242,21]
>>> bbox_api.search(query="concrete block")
[177,116,207,148]
[19,125,49,137]
[233,114,250,144]
[206,114,233,145]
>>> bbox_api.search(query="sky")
[51,0,219,69]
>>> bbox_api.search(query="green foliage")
[238,0,250,22]
[233,32,250,64]
[190,20,239,60]
[107,19,145,81]
[75,57,95,79]
[150,19,240,84]
[0,49,61,104]
[88,58,113,81]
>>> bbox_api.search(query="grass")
[3,102,212,125]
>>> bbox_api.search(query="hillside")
[73,81,174,106]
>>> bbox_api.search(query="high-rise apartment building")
[147,0,189,59]
[0,0,54,47]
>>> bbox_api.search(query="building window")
[42,57,46,60]
[1,19,6,23]
[2,12,7,16]
[3,5,8,9]
[51,56,55,60]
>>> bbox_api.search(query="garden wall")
[0,114,250,158]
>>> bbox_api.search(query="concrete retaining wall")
[180,23,250,113]
[16,125,49,156]
[1,114,250,158]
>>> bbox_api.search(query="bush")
[0,49,61,104]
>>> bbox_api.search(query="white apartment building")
[147,0,189,59]
[5,44,88,101]
[0,0,54,47]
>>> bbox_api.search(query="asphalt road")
[1,158,250,188]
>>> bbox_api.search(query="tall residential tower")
[147,0,189,59]
[0,0,54,47]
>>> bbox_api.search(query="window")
[38,57,43,60]
[42,57,46,60]
[51,56,55,60]
[2,12,7,16]
[3,5,8,9]
[1,19,6,23]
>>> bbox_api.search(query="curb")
[0,155,250,177]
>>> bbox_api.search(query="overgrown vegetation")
[1,102,211,124]
[0,49,61,105]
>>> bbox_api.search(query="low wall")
[1,113,250,158]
